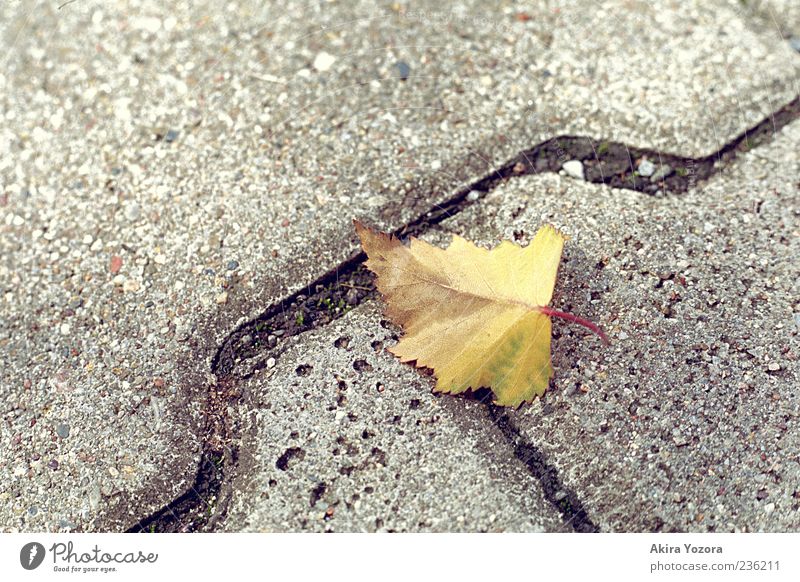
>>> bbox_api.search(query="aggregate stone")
[562,160,585,180]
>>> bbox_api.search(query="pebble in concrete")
[562,160,585,180]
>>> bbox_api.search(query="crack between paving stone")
[486,406,600,532]
[128,95,800,533]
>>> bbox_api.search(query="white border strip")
[2,533,798,581]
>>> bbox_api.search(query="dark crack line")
[126,452,223,533]
[133,94,800,533]
[487,406,599,532]
[213,94,800,377]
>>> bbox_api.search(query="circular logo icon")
[20,542,46,570]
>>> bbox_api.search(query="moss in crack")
[213,262,377,377]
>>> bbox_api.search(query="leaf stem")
[538,306,609,345]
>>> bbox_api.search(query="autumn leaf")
[355,220,607,407]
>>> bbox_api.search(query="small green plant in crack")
[317,296,352,317]
[675,167,688,177]
[557,497,575,516]
[295,312,306,326]
[596,141,610,156]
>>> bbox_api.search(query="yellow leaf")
[355,220,606,407]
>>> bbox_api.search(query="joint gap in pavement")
[134,94,800,532]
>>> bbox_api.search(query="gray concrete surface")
[747,0,800,38]
[221,303,566,532]
[221,118,799,533]
[416,120,800,531]
[0,0,798,531]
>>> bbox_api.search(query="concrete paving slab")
[221,302,568,532]
[744,0,800,39]
[424,121,799,531]
[220,119,798,532]
[1,0,798,531]
[3,1,799,330]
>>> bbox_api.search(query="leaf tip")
[353,218,368,237]
[540,222,569,242]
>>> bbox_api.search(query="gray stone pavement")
[221,119,799,533]
[0,0,798,531]
[431,123,800,532]
[749,1,800,38]
[221,303,567,532]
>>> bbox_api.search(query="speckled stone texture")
[0,0,798,531]
[743,0,800,38]
[221,119,798,532]
[221,303,568,532]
